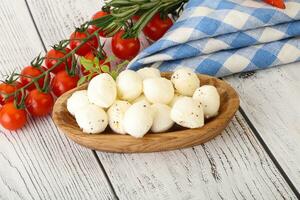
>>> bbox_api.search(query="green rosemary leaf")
[110,70,119,80]
[77,76,87,86]
[93,57,100,68]
[101,65,110,73]
[80,57,94,70]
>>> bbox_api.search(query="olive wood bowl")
[52,72,239,153]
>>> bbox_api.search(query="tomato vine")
[0,0,189,130]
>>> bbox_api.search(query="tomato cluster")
[0,10,173,131]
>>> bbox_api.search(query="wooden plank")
[225,62,300,191]
[0,0,115,199]
[97,113,297,199]
[26,0,298,198]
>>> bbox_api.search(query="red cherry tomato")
[90,11,109,37]
[0,102,27,130]
[143,13,173,41]
[0,81,25,104]
[131,15,140,22]
[0,83,17,105]
[69,29,99,56]
[25,89,54,117]
[263,0,285,8]
[45,48,73,74]
[111,30,140,60]
[20,66,45,90]
[81,51,111,76]
[51,71,79,97]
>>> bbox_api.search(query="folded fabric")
[128,0,300,77]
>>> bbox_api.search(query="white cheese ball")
[67,90,90,116]
[171,68,200,96]
[137,67,161,80]
[88,73,117,108]
[123,101,153,138]
[193,85,220,118]
[168,93,184,107]
[151,103,174,133]
[75,104,108,134]
[171,97,204,129]
[143,77,174,104]
[116,70,143,101]
[132,94,150,104]
[107,100,131,134]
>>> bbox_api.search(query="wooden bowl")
[52,72,239,153]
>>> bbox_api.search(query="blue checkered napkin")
[128,0,300,77]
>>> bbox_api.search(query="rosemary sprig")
[90,0,188,38]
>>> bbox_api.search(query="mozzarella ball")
[67,90,90,116]
[168,93,184,107]
[123,101,153,138]
[75,104,108,134]
[107,100,131,134]
[116,70,143,101]
[137,67,161,80]
[151,103,174,133]
[171,68,200,96]
[143,77,174,104]
[132,94,150,104]
[171,97,204,129]
[88,73,117,108]
[193,85,220,118]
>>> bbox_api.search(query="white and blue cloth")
[128,0,300,77]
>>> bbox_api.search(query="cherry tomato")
[263,0,285,8]
[25,89,54,116]
[45,48,73,74]
[143,13,173,41]
[0,103,27,130]
[90,11,109,37]
[131,15,140,22]
[0,83,17,105]
[111,30,140,60]
[69,29,99,56]
[51,71,79,97]
[81,51,111,76]
[20,66,45,91]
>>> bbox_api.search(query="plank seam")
[238,107,300,199]
[92,151,119,200]
[24,0,47,52]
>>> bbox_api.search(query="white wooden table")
[0,1,299,199]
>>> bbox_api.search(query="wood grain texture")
[24,0,298,198]
[53,73,239,153]
[225,63,300,191]
[0,0,115,199]
[97,112,297,199]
